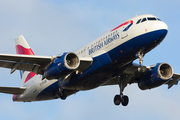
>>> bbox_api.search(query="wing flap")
[166,73,180,89]
[0,60,41,74]
[0,86,26,94]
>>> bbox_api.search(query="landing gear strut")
[58,79,67,100]
[135,49,145,72]
[114,76,129,106]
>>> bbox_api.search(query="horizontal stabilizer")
[0,86,26,94]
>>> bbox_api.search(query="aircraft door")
[121,20,133,39]
[121,26,128,39]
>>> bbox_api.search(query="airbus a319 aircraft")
[0,14,179,106]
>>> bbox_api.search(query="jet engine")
[138,63,173,90]
[43,52,80,80]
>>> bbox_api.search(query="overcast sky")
[0,0,180,120]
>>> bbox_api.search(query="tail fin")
[15,35,35,55]
[14,35,36,84]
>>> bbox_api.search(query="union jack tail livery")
[14,35,36,85]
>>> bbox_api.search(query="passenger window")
[147,17,156,20]
[136,19,141,24]
[141,18,147,23]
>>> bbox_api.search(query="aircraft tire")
[122,95,129,106]
[114,95,121,105]
[60,90,67,100]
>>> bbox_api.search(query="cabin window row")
[78,30,118,55]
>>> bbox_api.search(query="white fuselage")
[14,14,168,102]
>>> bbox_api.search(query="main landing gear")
[59,88,67,100]
[114,76,129,106]
[58,79,67,100]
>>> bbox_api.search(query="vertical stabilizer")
[15,35,35,55]
[14,35,36,84]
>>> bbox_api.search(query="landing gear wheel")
[138,66,146,72]
[114,76,129,106]
[60,90,67,100]
[114,95,121,106]
[121,95,129,106]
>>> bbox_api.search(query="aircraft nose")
[153,21,168,39]
[153,21,168,32]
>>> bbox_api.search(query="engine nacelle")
[44,52,80,80]
[138,63,173,90]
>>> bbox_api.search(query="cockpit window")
[136,19,141,24]
[147,17,157,20]
[136,17,162,25]
[141,18,147,23]
[157,18,161,21]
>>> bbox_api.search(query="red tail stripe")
[24,72,36,84]
[16,45,36,83]
[16,45,35,55]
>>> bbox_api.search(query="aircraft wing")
[0,86,26,94]
[102,63,180,89]
[0,53,54,74]
[0,53,93,74]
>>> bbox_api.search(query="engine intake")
[64,53,79,70]
[138,63,173,90]
[158,63,173,80]
[44,52,80,80]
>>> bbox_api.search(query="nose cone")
[153,21,168,32]
[153,21,168,39]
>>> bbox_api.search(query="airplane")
[0,14,179,106]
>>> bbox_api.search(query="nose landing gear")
[136,49,145,72]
